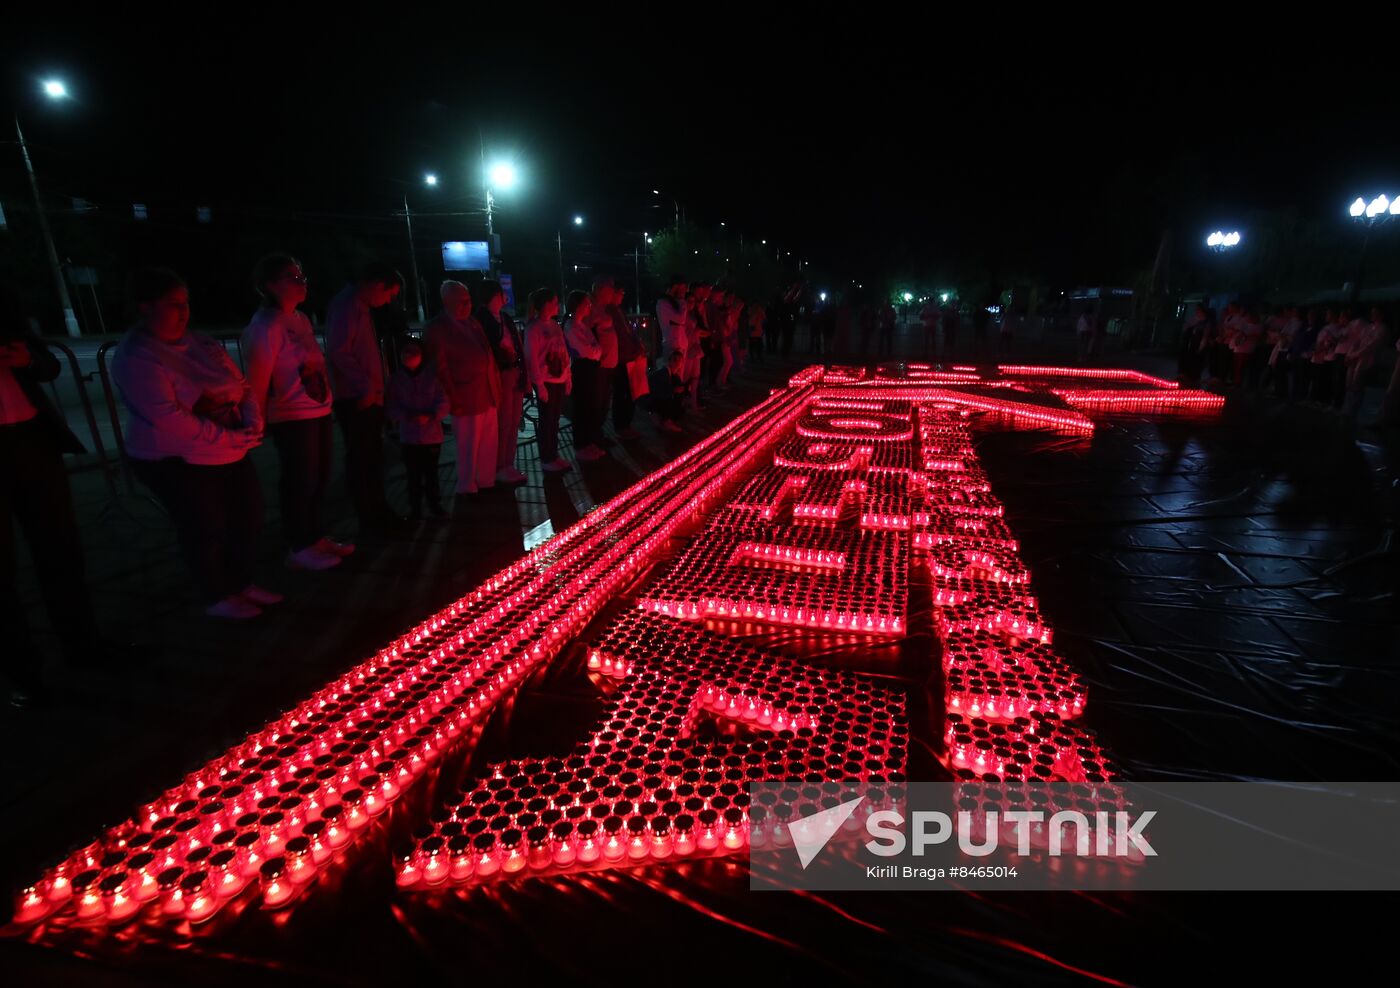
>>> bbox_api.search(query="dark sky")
[6,13,1400,292]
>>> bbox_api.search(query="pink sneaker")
[206,596,262,620]
[240,585,284,606]
[287,546,341,571]
[314,536,356,557]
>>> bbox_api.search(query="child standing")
[388,338,450,520]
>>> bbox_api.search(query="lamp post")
[15,79,81,336]
[399,173,438,323]
[558,215,583,300]
[1347,195,1400,303]
[483,157,518,277]
[652,189,681,234]
[1205,230,1242,252]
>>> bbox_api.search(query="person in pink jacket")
[112,268,276,620]
[424,281,501,495]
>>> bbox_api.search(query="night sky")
[6,16,1400,300]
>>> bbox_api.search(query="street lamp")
[14,77,81,336]
[1346,193,1400,302]
[1206,230,1242,252]
[558,214,582,300]
[397,172,441,323]
[482,157,519,276]
[651,189,681,234]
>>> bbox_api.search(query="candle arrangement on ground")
[10,363,1222,929]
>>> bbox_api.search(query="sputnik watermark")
[750,781,1400,891]
[788,796,1155,869]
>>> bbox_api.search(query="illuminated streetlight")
[1347,192,1400,302]
[903,292,914,303]
[424,173,438,186]
[16,78,80,335]
[558,213,585,298]
[488,161,518,190]
[480,155,522,277]
[1206,230,1242,251]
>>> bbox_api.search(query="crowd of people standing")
[1179,302,1396,419]
[8,256,779,712]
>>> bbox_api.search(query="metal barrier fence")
[52,325,581,501]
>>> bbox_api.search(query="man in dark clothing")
[1,305,117,707]
[609,288,644,438]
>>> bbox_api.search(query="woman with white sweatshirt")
[112,268,275,620]
[241,254,353,571]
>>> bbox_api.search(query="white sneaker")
[314,536,356,557]
[542,458,571,473]
[496,467,527,484]
[206,596,262,620]
[286,546,341,571]
[240,585,284,606]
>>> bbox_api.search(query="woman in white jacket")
[112,268,275,619]
[524,288,572,473]
[241,254,352,572]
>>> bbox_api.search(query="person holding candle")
[656,274,689,362]
[240,253,352,571]
[524,288,572,473]
[424,281,500,496]
[112,267,275,620]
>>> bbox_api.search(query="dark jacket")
[0,322,85,453]
[387,363,451,445]
[610,305,643,363]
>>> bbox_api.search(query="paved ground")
[3,328,1397,985]
[4,325,1395,902]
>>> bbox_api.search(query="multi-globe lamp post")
[1347,194,1400,301]
[1205,230,1242,252]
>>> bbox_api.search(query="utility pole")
[556,229,565,301]
[402,194,425,323]
[15,115,80,336]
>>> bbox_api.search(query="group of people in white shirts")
[1181,302,1394,417]
[654,274,762,409]
[98,259,669,622]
